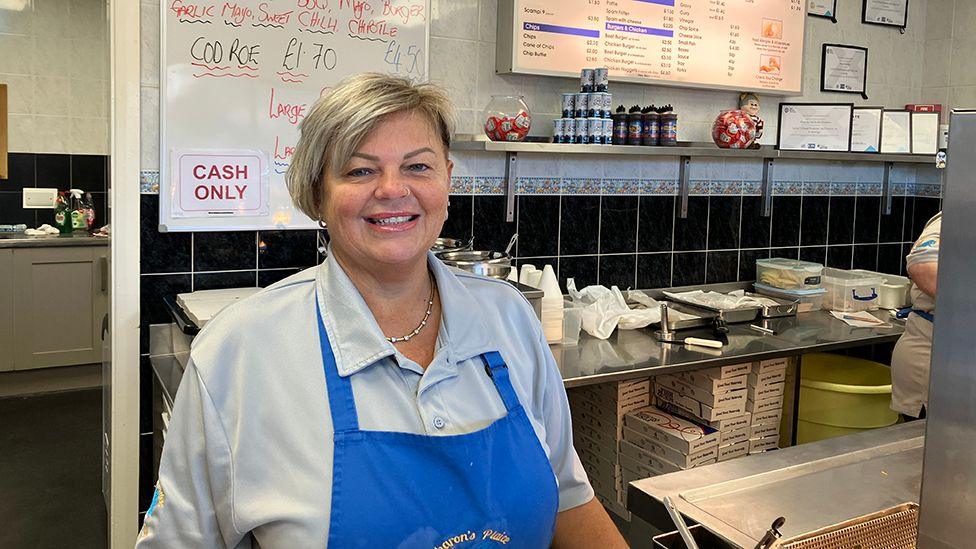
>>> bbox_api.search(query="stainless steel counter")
[0,233,109,248]
[628,421,924,548]
[552,310,904,388]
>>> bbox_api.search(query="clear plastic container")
[754,283,827,313]
[756,258,824,290]
[849,269,911,310]
[821,268,883,312]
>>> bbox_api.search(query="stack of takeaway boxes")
[568,359,789,519]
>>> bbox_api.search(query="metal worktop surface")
[0,233,109,248]
[629,421,924,548]
[552,310,904,388]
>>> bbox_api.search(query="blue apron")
[316,301,559,548]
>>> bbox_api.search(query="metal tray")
[627,300,718,331]
[664,294,760,324]
[746,292,799,318]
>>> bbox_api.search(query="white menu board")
[159,0,430,232]
[497,0,806,95]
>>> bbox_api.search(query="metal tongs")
[663,496,699,549]
[754,516,786,549]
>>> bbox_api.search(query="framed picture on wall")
[911,112,940,155]
[821,44,868,97]
[851,107,883,153]
[881,110,912,153]
[777,103,854,152]
[863,0,909,29]
[809,0,838,23]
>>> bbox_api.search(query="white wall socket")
[23,188,58,209]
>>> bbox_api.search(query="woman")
[891,211,941,419]
[137,73,627,548]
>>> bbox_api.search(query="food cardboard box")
[624,406,720,454]
[749,369,787,387]
[619,439,696,475]
[655,375,748,409]
[572,419,617,449]
[572,406,625,439]
[569,390,649,423]
[595,492,631,521]
[745,395,784,415]
[753,358,788,374]
[750,422,780,440]
[672,370,748,394]
[700,363,752,379]
[652,399,751,431]
[752,408,783,427]
[618,449,680,477]
[620,467,645,507]
[582,378,652,401]
[719,425,750,446]
[623,427,717,468]
[654,386,746,422]
[578,448,619,491]
[573,431,618,464]
[717,440,750,462]
[749,435,779,453]
[747,381,786,402]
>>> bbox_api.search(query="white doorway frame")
[107,0,141,545]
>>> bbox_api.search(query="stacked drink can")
[553,67,613,145]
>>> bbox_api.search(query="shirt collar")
[315,248,495,378]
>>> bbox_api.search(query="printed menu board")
[498,0,806,95]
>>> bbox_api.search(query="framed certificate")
[911,112,939,155]
[821,44,868,96]
[881,110,911,153]
[851,107,883,153]
[809,0,838,22]
[863,0,909,29]
[777,103,854,152]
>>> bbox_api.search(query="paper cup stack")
[516,264,564,343]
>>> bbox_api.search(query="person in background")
[891,212,942,419]
[135,73,627,548]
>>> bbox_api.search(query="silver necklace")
[386,271,436,344]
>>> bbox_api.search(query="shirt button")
[432,416,446,429]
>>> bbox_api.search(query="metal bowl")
[431,237,473,254]
[436,250,512,279]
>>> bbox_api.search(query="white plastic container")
[821,268,883,312]
[849,269,911,310]
[754,283,827,313]
[756,258,824,290]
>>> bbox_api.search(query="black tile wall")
[707,196,741,250]
[800,196,829,246]
[879,196,906,243]
[258,230,318,269]
[799,246,827,266]
[517,195,559,257]
[738,248,770,282]
[853,244,879,271]
[740,196,770,249]
[854,197,881,244]
[599,254,636,289]
[638,252,672,289]
[910,197,940,239]
[472,195,515,253]
[560,196,600,255]
[259,268,302,287]
[770,196,801,247]
[600,196,638,254]
[706,250,738,283]
[827,245,854,269]
[194,231,257,272]
[140,195,191,273]
[828,197,855,244]
[672,252,706,286]
[442,194,473,241]
[1,153,111,228]
[638,195,674,252]
[673,196,708,251]
[558,255,598,292]
[878,243,905,275]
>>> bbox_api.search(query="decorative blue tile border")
[709,181,742,195]
[917,183,943,197]
[602,178,640,194]
[640,179,677,195]
[563,177,602,195]
[891,182,907,196]
[773,181,802,195]
[802,181,830,196]
[742,181,763,195]
[450,176,474,194]
[857,182,883,196]
[140,170,160,194]
[831,181,857,196]
[516,177,560,194]
[689,181,710,195]
[473,176,504,195]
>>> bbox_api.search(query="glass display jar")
[482,95,531,141]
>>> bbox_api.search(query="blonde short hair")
[286,73,457,220]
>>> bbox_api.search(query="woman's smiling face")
[320,109,453,273]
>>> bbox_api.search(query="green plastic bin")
[797,353,900,444]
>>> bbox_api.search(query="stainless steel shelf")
[451,135,933,164]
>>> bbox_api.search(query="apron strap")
[482,351,522,413]
[316,300,360,433]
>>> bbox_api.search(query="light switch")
[23,188,58,209]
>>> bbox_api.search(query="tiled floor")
[0,389,106,549]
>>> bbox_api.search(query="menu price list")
[514,0,804,93]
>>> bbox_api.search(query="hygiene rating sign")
[171,149,270,218]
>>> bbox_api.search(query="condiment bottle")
[611,106,629,145]
[626,105,643,146]
[659,104,678,146]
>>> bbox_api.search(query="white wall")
[0,0,109,154]
[920,0,976,114]
[139,0,930,170]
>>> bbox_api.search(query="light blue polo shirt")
[136,251,593,548]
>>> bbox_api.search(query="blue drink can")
[561,93,575,119]
[574,92,589,119]
[563,118,578,144]
[601,118,613,145]
[587,118,602,144]
[575,117,588,144]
